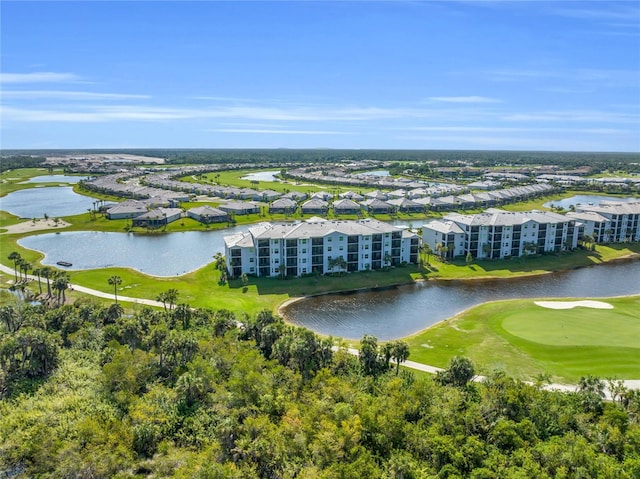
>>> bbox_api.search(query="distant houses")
[187,205,229,224]
[131,208,183,228]
[106,200,148,220]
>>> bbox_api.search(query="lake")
[241,171,281,182]
[543,195,639,209]
[18,226,249,277]
[283,259,640,340]
[1,186,95,218]
[20,175,90,184]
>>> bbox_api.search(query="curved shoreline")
[277,253,640,324]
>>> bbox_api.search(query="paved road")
[2,263,638,395]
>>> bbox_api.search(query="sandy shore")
[1,219,71,235]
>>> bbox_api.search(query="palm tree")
[165,288,179,311]
[32,268,43,295]
[383,253,392,269]
[156,291,169,312]
[20,261,32,283]
[41,267,53,298]
[277,263,286,279]
[423,243,433,266]
[8,252,21,282]
[328,256,347,274]
[53,273,69,306]
[390,341,410,376]
[108,275,122,303]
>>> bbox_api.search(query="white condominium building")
[224,218,420,278]
[573,201,640,243]
[423,209,579,260]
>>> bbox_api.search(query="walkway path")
[2,263,638,396]
[0,263,164,308]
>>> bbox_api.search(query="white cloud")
[2,90,150,100]
[208,128,349,135]
[0,72,81,84]
[402,126,628,134]
[502,110,638,124]
[426,96,502,104]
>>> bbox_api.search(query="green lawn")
[421,242,640,280]
[0,167,75,196]
[406,296,640,383]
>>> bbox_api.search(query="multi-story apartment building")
[574,201,640,243]
[224,218,420,278]
[423,209,579,260]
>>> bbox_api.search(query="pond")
[357,170,390,177]
[543,195,639,210]
[20,175,90,184]
[283,259,640,340]
[0,186,96,219]
[241,171,281,182]
[18,226,249,277]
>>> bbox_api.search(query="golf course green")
[406,296,640,383]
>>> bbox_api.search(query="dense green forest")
[1,296,639,478]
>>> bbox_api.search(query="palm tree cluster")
[6,252,70,307]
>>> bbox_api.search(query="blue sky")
[1,1,639,151]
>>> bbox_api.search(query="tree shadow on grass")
[252,268,419,297]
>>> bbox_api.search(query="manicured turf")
[406,296,640,383]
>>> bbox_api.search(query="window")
[364,244,369,249]
[328,237,332,242]
[302,249,306,253]
[250,267,254,272]
[249,247,254,252]
[273,249,279,254]
[272,239,278,244]
[339,246,344,251]
[302,258,307,263]
[364,254,369,259]
[339,236,344,241]
[302,239,307,244]
[249,258,254,262]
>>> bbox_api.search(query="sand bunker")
[1,219,71,235]
[535,300,613,310]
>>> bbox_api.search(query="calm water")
[543,195,639,209]
[241,171,281,182]
[20,175,89,184]
[358,170,390,177]
[18,226,248,276]
[284,259,640,340]
[1,187,95,218]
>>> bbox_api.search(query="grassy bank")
[405,296,640,383]
[421,243,640,280]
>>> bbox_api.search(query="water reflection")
[241,171,281,182]
[20,175,89,184]
[1,187,95,218]
[543,195,639,209]
[284,259,640,340]
[18,226,249,277]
